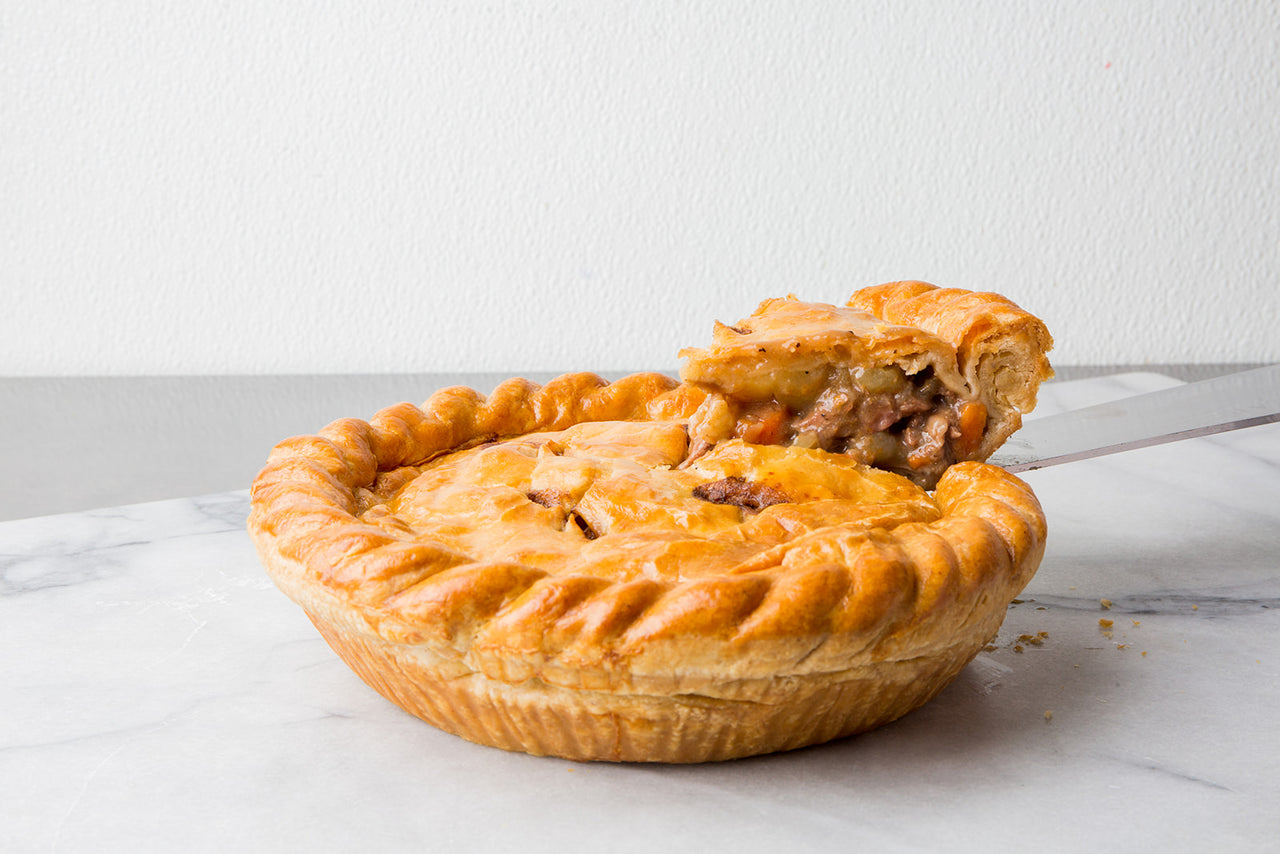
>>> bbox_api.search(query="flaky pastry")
[249,282,1052,762]
[681,281,1053,487]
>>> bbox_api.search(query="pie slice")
[680,281,1053,488]
[249,282,1052,763]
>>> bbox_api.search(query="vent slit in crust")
[692,476,790,512]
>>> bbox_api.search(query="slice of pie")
[681,281,1054,488]
[249,282,1052,762]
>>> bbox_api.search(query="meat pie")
[250,280,1053,763]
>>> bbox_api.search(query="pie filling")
[693,364,986,489]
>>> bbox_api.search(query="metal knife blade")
[988,364,1280,473]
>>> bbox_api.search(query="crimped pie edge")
[248,370,1046,689]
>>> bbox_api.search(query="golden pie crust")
[249,282,1051,762]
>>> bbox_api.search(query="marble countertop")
[3,370,1278,852]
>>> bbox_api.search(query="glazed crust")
[250,362,1048,762]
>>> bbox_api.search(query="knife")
[988,363,1280,472]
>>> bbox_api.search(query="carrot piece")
[956,401,987,456]
[733,401,790,445]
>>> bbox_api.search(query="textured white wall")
[3,2,1278,376]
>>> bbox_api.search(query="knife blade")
[988,363,1280,472]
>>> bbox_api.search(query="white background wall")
[3,1,1278,376]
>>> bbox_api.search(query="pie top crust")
[248,281,1052,757]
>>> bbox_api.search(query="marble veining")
[2,373,1278,853]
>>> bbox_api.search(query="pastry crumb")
[1192,604,1199,611]
[1132,620,1141,627]
[1013,644,1025,653]
[1098,618,1114,629]
[1142,651,1148,657]
[1044,710,1053,722]
[1100,598,1112,610]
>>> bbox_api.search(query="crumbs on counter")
[1101,598,1113,610]
[996,629,1051,655]
[1089,615,1150,653]
[1044,710,1053,722]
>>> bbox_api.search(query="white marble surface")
[3,373,1279,853]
